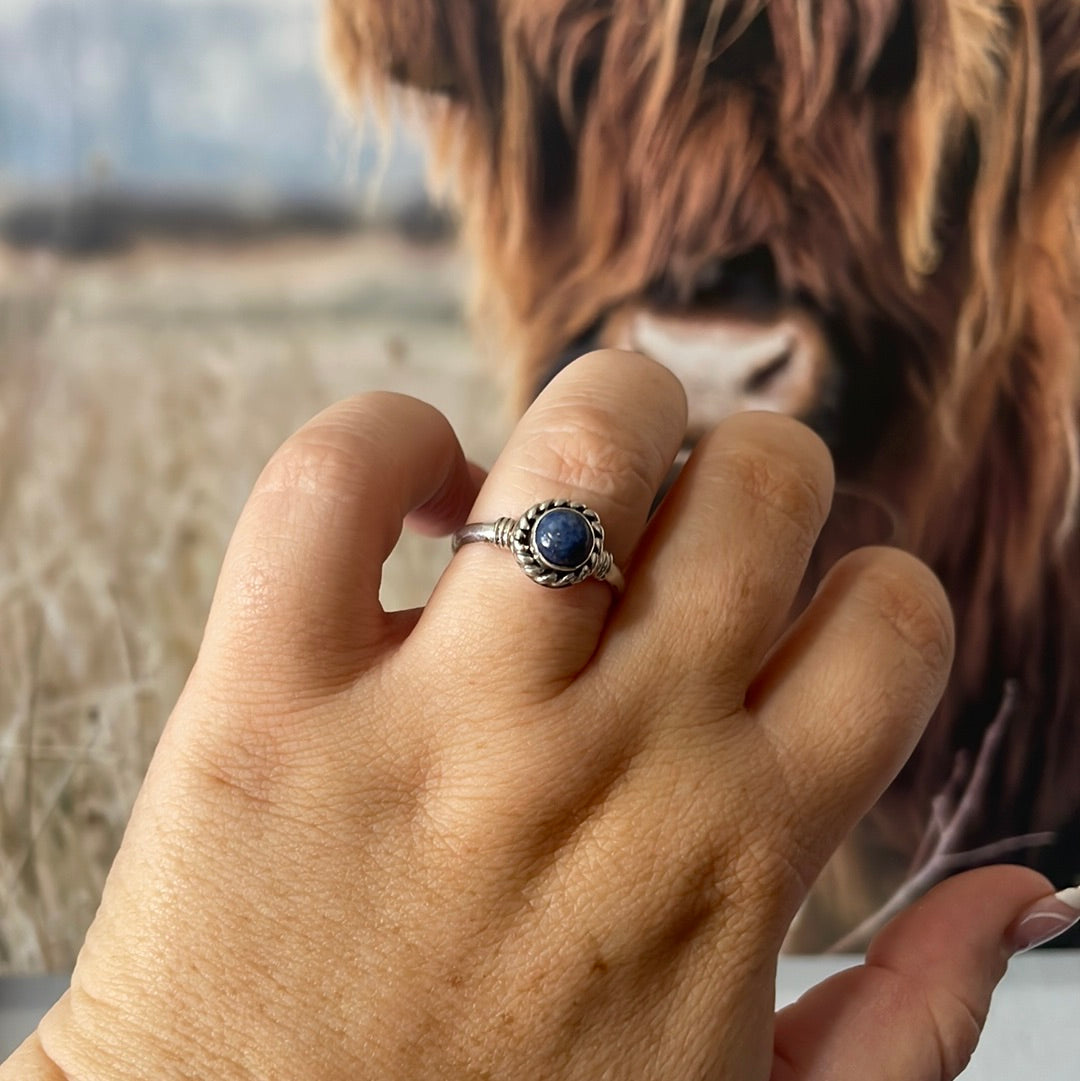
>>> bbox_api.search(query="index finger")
[197,394,479,692]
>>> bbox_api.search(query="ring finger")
[605,411,835,715]
[414,350,687,690]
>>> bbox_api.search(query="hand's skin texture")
[2,352,1064,1081]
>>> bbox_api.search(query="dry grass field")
[0,230,509,974]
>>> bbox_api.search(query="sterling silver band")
[452,500,625,593]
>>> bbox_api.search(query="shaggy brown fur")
[326,0,1080,948]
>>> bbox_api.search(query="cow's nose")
[622,310,832,430]
[743,346,795,395]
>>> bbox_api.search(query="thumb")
[772,866,1080,1081]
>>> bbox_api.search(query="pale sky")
[0,0,428,200]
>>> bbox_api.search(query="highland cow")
[326,0,1080,950]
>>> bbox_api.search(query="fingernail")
[1007,887,1080,954]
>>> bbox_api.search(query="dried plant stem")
[828,682,1056,953]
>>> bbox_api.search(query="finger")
[605,412,834,713]
[198,393,479,691]
[407,461,488,537]
[417,350,687,688]
[749,546,954,862]
[772,866,1066,1081]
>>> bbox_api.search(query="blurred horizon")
[0,0,429,212]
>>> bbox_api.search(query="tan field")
[0,230,510,974]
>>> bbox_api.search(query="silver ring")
[452,500,625,592]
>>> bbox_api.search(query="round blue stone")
[533,509,594,571]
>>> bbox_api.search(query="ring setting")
[452,500,625,592]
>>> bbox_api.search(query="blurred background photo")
[2,7,1079,1076]
[0,0,506,976]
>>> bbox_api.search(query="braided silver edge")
[511,500,604,589]
[450,500,623,592]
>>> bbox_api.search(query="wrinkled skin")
[4,353,1063,1081]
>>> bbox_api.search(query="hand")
[5,352,1074,1081]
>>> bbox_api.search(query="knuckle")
[706,433,829,540]
[179,698,304,812]
[259,423,373,503]
[923,982,985,1079]
[851,548,956,673]
[571,349,690,423]
[857,964,984,1080]
[257,392,438,507]
[517,400,662,513]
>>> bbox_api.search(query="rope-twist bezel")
[511,500,606,589]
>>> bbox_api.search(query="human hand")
[6,351,1076,1081]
